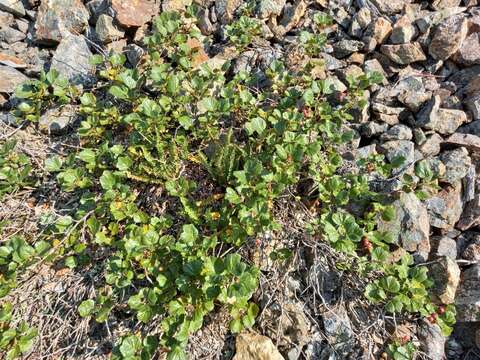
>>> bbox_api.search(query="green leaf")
[89,54,104,65]
[229,318,243,333]
[116,156,133,171]
[380,276,401,293]
[77,149,96,164]
[167,346,187,360]
[245,117,266,135]
[78,299,95,317]
[44,157,63,172]
[108,85,129,100]
[381,206,396,222]
[119,335,141,358]
[99,171,116,190]
[180,224,198,245]
[167,74,179,94]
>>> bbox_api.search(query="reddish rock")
[0,52,26,68]
[0,65,28,93]
[111,0,158,28]
[380,43,426,65]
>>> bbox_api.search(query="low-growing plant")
[6,10,455,360]
[0,141,32,199]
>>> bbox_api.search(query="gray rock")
[356,144,377,159]
[197,7,216,35]
[35,0,89,45]
[418,133,443,157]
[440,147,471,184]
[414,128,427,145]
[429,14,468,61]
[361,121,388,137]
[369,0,404,15]
[332,39,364,58]
[418,322,446,360]
[363,59,387,84]
[38,104,79,135]
[425,182,463,229]
[86,0,113,24]
[0,64,28,93]
[390,24,417,44]
[432,0,462,10]
[322,305,354,354]
[380,140,415,172]
[0,26,25,43]
[95,14,124,44]
[445,133,480,153]
[321,52,346,71]
[462,238,480,261]
[380,43,426,65]
[428,256,461,304]
[430,236,458,259]
[215,0,243,24]
[51,34,95,86]
[377,192,430,259]
[466,92,480,120]
[380,124,413,141]
[125,43,144,67]
[416,96,467,135]
[463,165,476,203]
[453,32,480,66]
[0,0,25,17]
[256,0,285,19]
[455,264,480,322]
[307,264,340,304]
[458,195,480,230]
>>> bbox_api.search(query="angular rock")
[429,14,468,61]
[322,305,354,354]
[463,239,480,261]
[162,0,192,12]
[390,23,417,44]
[0,52,26,68]
[430,236,458,259]
[445,133,480,152]
[35,0,89,45]
[256,0,286,19]
[233,332,284,360]
[425,181,463,229]
[416,95,467,135]
[332,39,364,59]
[377,192,430,259]
[380,43,426,65]
[456,264,480,322]
[0,64,28,93]
[428,256,461,304]
[361,121,388,138]
[51,34,95,86]
[418,133,443,157]
[380,124,413,141]
[39,105,79,135]
[418,321,446,360]
[216,0,243,24]
[369,0,404,15]
[111,0,157,27]
[279,0,306,32]
[367,17,392,45]
[0,10,14,28]
[439,147,471,184]
[0,26,25,43]
[0,0,25,17]
[380,140,415,172]
[95,14,124,43]
[453,32,480,66]
[465,91,480,119]
[432,0,462,9]
[457,195,480,230]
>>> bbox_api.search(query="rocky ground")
[2,0,480,359]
